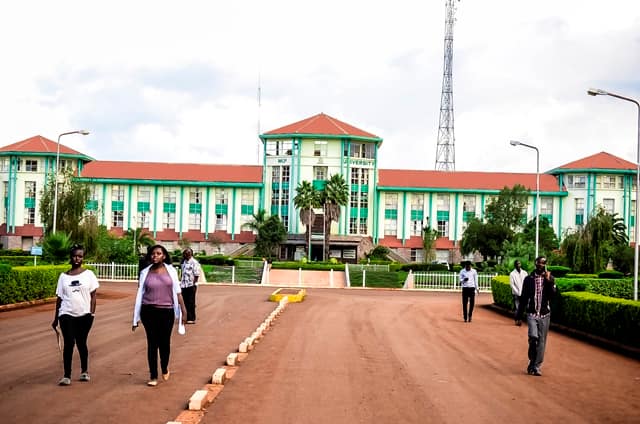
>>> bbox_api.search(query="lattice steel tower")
[435,0,458,171]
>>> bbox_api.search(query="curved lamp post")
[53,130,90,234]
[588,88,639,301]
[510,140,540,259]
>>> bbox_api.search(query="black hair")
[147,244,172,264]
[69,244,85,265]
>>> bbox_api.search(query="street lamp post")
[53,130,90,234]
[510,140,540,259]
[588,88,640,301]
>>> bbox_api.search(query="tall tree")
[255,215,287,258]
[485,184,530,231]
[460,218,511,260]
[39,168,91,236]
[422,226,439,263]
[519,216,559,257]
[243,209,267,234]
[319,174,349,261]
[293,181,320,261]
[561,207,629,273]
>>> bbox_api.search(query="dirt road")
[0,284,638,423]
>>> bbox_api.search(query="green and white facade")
[0,114,637,262]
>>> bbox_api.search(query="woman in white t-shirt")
[51,245,99,386]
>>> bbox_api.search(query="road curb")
[0,297,56,312]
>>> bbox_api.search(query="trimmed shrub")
[349,270,407,288]
[598,270,624,279]
[0,265,68,304]
[196,255,235,266]
[553,292,640,348]
[490,276,513,310]
[400,263,450,272]
[546,265,571,277]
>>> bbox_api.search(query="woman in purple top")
[132,245,186,387]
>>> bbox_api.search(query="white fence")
[412,271,497,292]
[87,263,138,281]
[349,264,390,272]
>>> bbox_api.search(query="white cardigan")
[132,263,182,326]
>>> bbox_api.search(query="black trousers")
[59,314,94,378]
[140,305,174,379]
[461,287,476,321]
[182,285,197,322]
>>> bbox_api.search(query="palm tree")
[294,181,320,261]
[320,174,349,261]
[243,209,267,234]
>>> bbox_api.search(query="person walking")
[51,245,99,386]
[516,256,556,376]
[459,261,479,322]
[180,248,201,324]
[132,245,187,387]
[509,260,527,326]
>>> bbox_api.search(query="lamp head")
[509,140,520,146]
[78,130,90,135]
[587,88,607,96]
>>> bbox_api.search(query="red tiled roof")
[264,113,379,139]
[0,135,87,156]
[378,169,560,192]
[80,161,262,184]
[552,151,636,171]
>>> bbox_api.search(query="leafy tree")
[39,168,91,236]
[561,207,629,273]
[319,174,349,260]
[422,226,439,263]
[293,181,321,260]
[485,184,529,231]
[243,209,267,234]
[518,216,559,256]
[91,225,138,263]
[255,215,287,258]
[367,245,391,261]
[125,228,155,255]
[460,218,511,261]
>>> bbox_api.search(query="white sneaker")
[58,377,71,386]
[79,372,90,382]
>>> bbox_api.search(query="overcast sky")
[2,1,639,174]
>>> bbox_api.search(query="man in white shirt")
[459,261,479,322]
[509,260,527,326]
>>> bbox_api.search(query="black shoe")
[464,318,467,322]
[532,369,542,376]
[468,317,472,322]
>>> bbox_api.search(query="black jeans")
[59,314,94,378]
[461,287,476,321]
[140,305,175,379]
[182,285,197,322]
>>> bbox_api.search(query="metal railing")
[349,264,390,272]
[413,271,496,292]
[86,262,138,281]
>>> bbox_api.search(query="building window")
[437,220,449,237]
[410,220,422,237]
[163,187,176,203]
[216,213,227,231]
[25,181,36,198]
[24,207,35,224]
[410,248,424,263]
[360,191,368,209]
[349,217,358,234]
[112,210,124,227]
[139,211,150,228]
[0,158,9,172]
[265,140,292,156]
[351,168,359,185]
[138,186,151,202]
[25,160,38,172]
[282,166,290,183]
[575,198,584,225]
[163,212,175,229]
[314,166,327,181]
[359,218,367,234]
[313,141,327,157]
[350,190,358,208]
[598,175,617,189]
[384,218,397,236]
[567,175,586,189]
[602,198,615,214]
[189,212,201,230]
[281,215,289,229]
[190,188,202,204]
[347,143,374,159]
[111,185,125,201]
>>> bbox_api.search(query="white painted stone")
[211,367,227,384]
[239,341,248,353]
[226,352,238,366]
[188,389,208,410]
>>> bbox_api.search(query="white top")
[459,268,479,289]
[509,268,528,296]
[56,269,99,317]
[180,257,201,288]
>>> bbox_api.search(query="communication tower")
[434,0,459,171]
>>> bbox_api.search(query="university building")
[0,113,636,263]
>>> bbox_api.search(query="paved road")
[0,284,638,423]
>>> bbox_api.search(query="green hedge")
[0,256,40,267]
[553,292,640,348]
[400,263,449,272]
[491,276,640,348]
[598,270,624,279]
[196,255,235,266]
[0,265,69,304]
[271,261,346,271]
